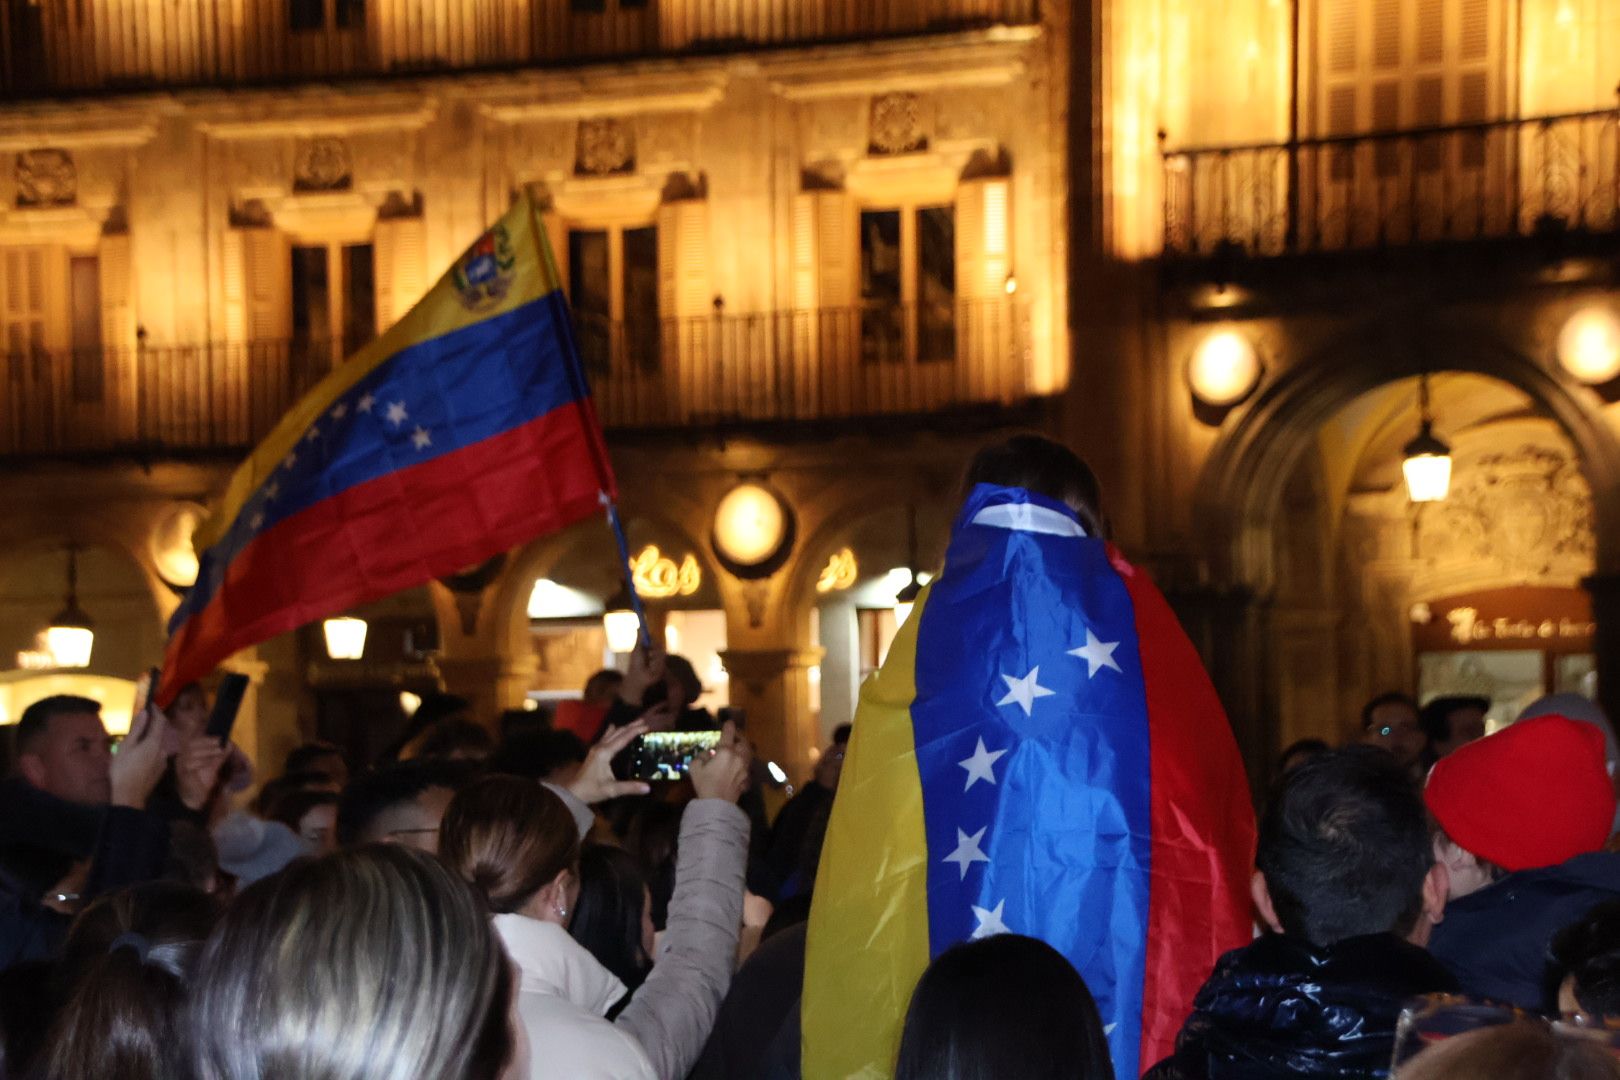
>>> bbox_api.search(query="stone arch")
[1196,315,1620,593]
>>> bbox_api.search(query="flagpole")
[524,195,652,651]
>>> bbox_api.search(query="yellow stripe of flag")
[803,584,935,1080]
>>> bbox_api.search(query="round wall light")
[151,502,206,590]
[1188,329,1263,408]
[1557,305,1620,385]
[712,481,795,578]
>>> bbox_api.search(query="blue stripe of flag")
[169,291,585,635]
[910,485,1153,1080]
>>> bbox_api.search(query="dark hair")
[440,775,581,914]
[1547,899,1620,1016]
[264,789,339,837]
[498,707,551,741]
[38,881,219,1080]
[895,934,1114,1080]
[283,742,345,779]
[961,434,1107,538]
[569,845,652,994]
[164,820,222,895]
[412,719,495,762]
[583,670,625,703]
[1256,746,1434,946]
[15,695,102,757]
[378,693,473,763]
[188,846,513,1080]
[335,759,477,847]
[832,724,853,745]
[663,655,703,708]
[252,770,341,815]
[1361,691,1418,731]
[1419,696,1491,743]
[1277,738,1331,775]
[488,729,588,781]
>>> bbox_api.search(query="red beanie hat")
[1424,714,1617,872]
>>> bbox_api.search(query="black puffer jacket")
[1145,932,1458,1080]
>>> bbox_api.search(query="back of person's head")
[582,669,624,708]
[961,434,1106,538]
[663,655,703,709]
[440,774,581,914]
[1425,714,1616,873]
[1256,746,1433,947]
[408,719,495,763]
[1419,695,1491,743]
[39,881,219,1080]
[832,723,853,746]
[569,844,653,991]
[264,789,339,844]
[188,845,513,1080]
[335,759,477,847]
[1395,1021,1620,1080]
[1548,900,1620,1017]
[164,820,224,896]
[895,934,1114,1080]
[488,728,587,782]
[284,742,346,780]
[1277,737,1331,776]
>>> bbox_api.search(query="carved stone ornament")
[1417,443,1594,579]
[294,138,353,192]
[15,149,76,208]
[575,119,636,177]
[868,93,928,156]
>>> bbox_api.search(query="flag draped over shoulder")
[803,483,1256,1080]
[157,195,613,704]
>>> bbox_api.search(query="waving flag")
[803,484,1255,1080]
[157,195,612,703]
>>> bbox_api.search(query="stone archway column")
[719,646,825,787]
[1584,574,1620,735]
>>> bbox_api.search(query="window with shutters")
[69,256,102,403]
[859,205,956,365]
[290,0,364,30]
[566,225,660,374]
[1315,0,1501,149]
[291,241,376,383]
[2,248,50,362]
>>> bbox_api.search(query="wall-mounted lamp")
[1557,305,1620,385]
[1188,329,1263,408]
[1401,374,1452,504]
[322,617,368,661]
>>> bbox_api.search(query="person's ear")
[1251,871,1284,935]
[1423,863,1449,925]
[16,753,47,791]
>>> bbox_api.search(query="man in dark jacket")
[1426,713,1620,1009]
[1147,747,1455,1080]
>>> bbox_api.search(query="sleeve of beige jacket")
[614,798,749,1080]
[542,782,595,840]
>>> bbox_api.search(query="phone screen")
[628,730,723,782]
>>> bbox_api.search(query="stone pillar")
[719,647,825,785]
[1164,583,1274,796]
[815,598,859,742]
[1584,574,1620,738]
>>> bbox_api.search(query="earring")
[555,905,568,920]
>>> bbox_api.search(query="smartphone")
[205,673,250,744]
[626,730,723,782]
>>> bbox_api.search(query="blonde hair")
[188,845,513,1080]
[1397,1023,1620,1080]
[440,774,581,913]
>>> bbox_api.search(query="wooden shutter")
[2,248,49,356]
[374,215,426,331]
[242,228,291,344]
[955,177,1009,301]
[99,233,133,356]
[654,200,708,320]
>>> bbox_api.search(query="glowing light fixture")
[816,548,859,593]
[527,578,601,620]
[323,617,368,660]
[399,691,422,717]
[1402,375,1452,504]
[713,483,790,570]
[1557,306,1620,385]
[45,546,94,669]
[150,503,205,589]
[629,545,701,599]
[1188,329,1263,407]
[603,586,641,655]
[767,761,788,784]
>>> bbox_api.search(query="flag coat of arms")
[158,195,611,703]
[803,484,1256,1080]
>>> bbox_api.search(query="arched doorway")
[1194,317,1620,777]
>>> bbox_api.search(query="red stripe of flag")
[1114,547,1257,1071]
[160,403,607,701]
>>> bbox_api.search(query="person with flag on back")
[802,434,1256,1080]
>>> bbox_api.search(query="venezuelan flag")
[157,195,612,704]
[803,484,1255,1080]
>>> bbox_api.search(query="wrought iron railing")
[0,0,1039,99]
[0,301,1031,458]
[1162,104,1620,259]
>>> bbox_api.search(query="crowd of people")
[5,433,1620,1079]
